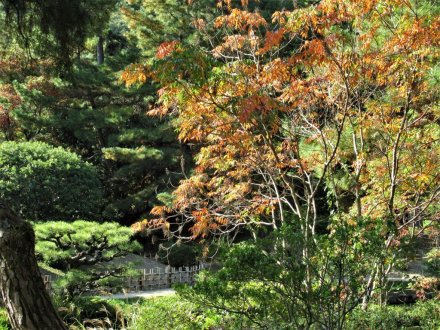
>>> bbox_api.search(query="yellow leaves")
[192,18,206,30]
[139,0,440,240]
[217,0,249,10]
[146,105,170,118]
[301,39,329,65]
[261,59,291,91]
[214,9,267,31]
[120,63,150,87]
[150,205,172,216]
[213,35,249,57]
[131,218,168,233]
[237,95,276,122]
[190,208,211,238]
[272,11,287,25]
[346,218,357,227]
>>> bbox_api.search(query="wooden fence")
[42,263,209,294]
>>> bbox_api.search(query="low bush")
[347,300,440,329]
[0,309,9,330]
[56,295,245,330]
[55,297,130,329]
[128,295,243,330]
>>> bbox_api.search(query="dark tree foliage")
[1,0,117,70]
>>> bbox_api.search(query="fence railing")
[42,263,209,294]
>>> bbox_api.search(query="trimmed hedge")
[0,141,103,221]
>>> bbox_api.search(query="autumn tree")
[124,0,440,327]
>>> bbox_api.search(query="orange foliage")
[124,0,440,240]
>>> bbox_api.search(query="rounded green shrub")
[0,141,103,221]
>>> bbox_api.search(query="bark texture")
[0,204,67,330]
[97,35,104,65]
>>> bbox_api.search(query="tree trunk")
[97,35,104,65]
[0,204,67,330]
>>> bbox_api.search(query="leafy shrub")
[0,141,103,221]
[56,297,130,329]
[347,300,440,329]
[0,310,9,330]
[425,247,440,276]
[129,296,242,330]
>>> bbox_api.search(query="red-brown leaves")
[156,40,180,59]
[128,0,440,240]
[257,28,285,55]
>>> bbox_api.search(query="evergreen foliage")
[1,0,118,70]
[35,220,141,299]
[0,141,103,221]
[35,220,141,270]
[1,56,184,224]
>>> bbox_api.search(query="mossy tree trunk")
[0,204,67,330]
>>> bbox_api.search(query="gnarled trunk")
[0,204,67,330]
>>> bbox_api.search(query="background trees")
[0,0,188,226]
[0,0,438,328]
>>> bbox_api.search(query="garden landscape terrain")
[0,0,439,329]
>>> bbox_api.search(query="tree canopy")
[0,0,439,328]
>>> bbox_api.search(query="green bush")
[0,141,103,221]
[425,247,440,276]
[56,297,130,329]
[129,296,242,330]
[0,309,9,330]
[347,300,440,329]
